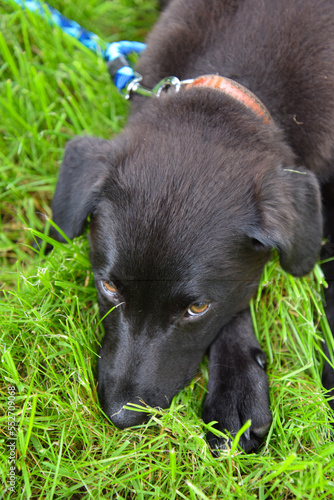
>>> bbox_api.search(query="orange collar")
[185,75,272,125]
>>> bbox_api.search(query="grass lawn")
[1,0,334,498]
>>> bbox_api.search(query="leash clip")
[124,74,182,100]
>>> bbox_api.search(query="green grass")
[1,1,334,498]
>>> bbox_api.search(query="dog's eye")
[101,281,119,301]
[186,301,210,317]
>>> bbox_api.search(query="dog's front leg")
[202,308,272,453]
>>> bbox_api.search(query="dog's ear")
[51,136,112,241]
[250,166,323,277]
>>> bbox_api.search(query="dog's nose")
[107,403,150,429]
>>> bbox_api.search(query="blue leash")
[7,0,146,95]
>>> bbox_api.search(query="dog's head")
[52,90,322,427]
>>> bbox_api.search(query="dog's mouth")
[107,400,151,429]
[101,394,173,429]
[98,357,201,430]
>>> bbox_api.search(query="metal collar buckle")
[124,74,184,100]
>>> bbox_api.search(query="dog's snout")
[106,402,150,429]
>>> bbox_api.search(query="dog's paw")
[202,348,272,454]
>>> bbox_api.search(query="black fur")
[52,0,334,452]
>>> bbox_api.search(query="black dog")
[51,0,334,452]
